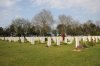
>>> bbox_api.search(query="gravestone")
[57,37,60,46]
[88,36,91,42]
[8,37,12,42]
[30,37,35,44]
[92,36,95,42]
[75,37,80,48]
[51,37,57,43]
[15,37,19,42]
[82,36,88,42]
[26,37,31,42]
[39,37,45,43]
[20,37,24,43]
[95,36,98,42]
[47,37,51,47]
[64,37,67,43]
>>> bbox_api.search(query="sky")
[0,0,100,28]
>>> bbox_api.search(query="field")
[0,40,100,66]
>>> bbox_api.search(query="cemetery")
[0,36,100,66]
[0,1,100,65]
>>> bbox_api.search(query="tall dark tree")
[0,27,4,36]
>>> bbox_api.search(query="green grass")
[0,40,100,66]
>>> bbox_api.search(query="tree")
[0,27,4,36]
[9,24,16,36]
[58,15,75,35]
[4,28,10,36]
[32,9,54,36]
[30,26,36,36]
[82,20,98,35]
[57,24,66,34]
[11,17,30,36]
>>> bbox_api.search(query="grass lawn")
[0,40,100,66]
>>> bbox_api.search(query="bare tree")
[32,9,54,36]
[59,15,73,26]
[58,15,74,35]
[11,17,30,36]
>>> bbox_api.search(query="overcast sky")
[0,0,100,27]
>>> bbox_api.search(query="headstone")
[51,37,57,43]
[13,37,19,42]
[60,37,63,42]
[82,36,88,42]
[20,37,24,43]
[30,37,35,44]
[75,37,80,48]
[98,36,100,40]
[12,37,15,42]
[64,37,67,43]
[8,37,12,42]
[26,37,31,42]
[5,37,7,41]
[2,37,5,40]
[40,37,45,43]
[95,36,98,42]
[88,36,91,42]
[47,37,51,47]
[92,36,95,42]
[57,37,60,46]
[6,37,9,41]
[35,37,39,41]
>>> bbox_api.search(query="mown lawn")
[0,40,100,66]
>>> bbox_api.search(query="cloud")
[0,0,22,18]
[0,0,17,8]
[0,0,22,10]
[0,0,22,27]
[31,0,100,13]
[0,0,21,17]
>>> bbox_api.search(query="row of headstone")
[0,36,100,47]
[0,37,20,42]
[75,36,100,48]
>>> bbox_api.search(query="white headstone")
[75,37,80,48]
[98,36,100,40]
[20,37,24,43]
[26,37,31,42]
[47,37,51,47]
[88,36,91,42]
[0,37,5,41]
[39,37,45,43]
[92,36,95,42]
[64,37,67,43]
[30,37,35,44]
[11,37,15,42]
[8,37,12,42]
[13,37,19,42]
[5,37,8,41]
[51,37,57,43]
[57,37,60,46]
[94,36,98,42]
[82,36,88,42]
[35,37,39,41]
[60,37,63,42]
